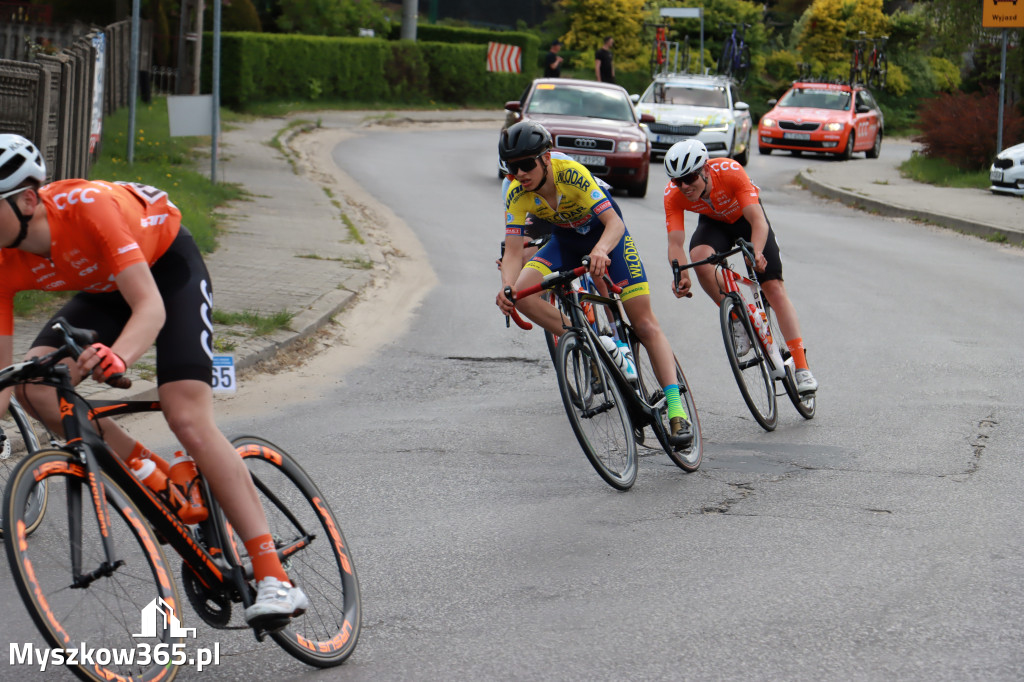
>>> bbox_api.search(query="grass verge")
[212,309,294,336]
[899,152,991,190]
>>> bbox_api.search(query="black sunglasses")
[672,169,703,186]
[507,153,544,175]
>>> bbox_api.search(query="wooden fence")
[0,18,151,180]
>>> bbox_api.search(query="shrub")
[926,56,961,93]
[914,89,1024,170]
[765,50,798,81]
[884,63,909,96]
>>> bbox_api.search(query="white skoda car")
[633,73,753,165]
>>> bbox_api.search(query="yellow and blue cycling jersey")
[503,158,650,301]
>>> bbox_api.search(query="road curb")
[797,169,1024,246]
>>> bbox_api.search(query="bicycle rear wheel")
[554,332,637,490]
[0,400,49,539]
[764,301,815,420]
[720,296,777,431]
[735,44,751,85]
[719,41,734,77]
[3,449,180,682]
[629,336,703,472]
[232,436,361,666]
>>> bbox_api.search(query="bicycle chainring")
[182,563,233,628]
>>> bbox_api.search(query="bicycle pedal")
[252,616,291,641]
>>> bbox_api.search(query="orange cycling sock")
[128,441,170,474]
[245,533,290,584]
[787,337,809,370]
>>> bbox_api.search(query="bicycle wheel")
[877,55,887,89]
[629,335,703,472]
[719,41,734,77]
[764,301,815,420]
[554,332,637,490]
[232,436,361,666]
[735,44,751,86]
[720,296,777,431]
[0,399,50,538]
[4,449,180,682]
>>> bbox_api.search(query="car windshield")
[641,83,729,108]
[526,85,634,121]
[777,88,851,111]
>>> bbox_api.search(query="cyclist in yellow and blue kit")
[495,121,691,445]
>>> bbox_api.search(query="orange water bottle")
[169,451,208,523]
[129,457,196,523]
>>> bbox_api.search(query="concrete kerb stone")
[797,168,1024,246]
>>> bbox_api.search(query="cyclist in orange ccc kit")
[663,139,818,395]
[0,134,308,628]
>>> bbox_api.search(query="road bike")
[2,319,361,681]
[718,23,751,86]
[867,36,888,89]
[846,31,868,85]
[0,395,57,538]
[507,257,702,490]
[674,240,814,432]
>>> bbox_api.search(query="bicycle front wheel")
[719,42,734,76]
[720,296,777,431]
[629,338,703,472]
[735,44,751,85]
[3,449,180,682]
[764,301,815,420]
[555,332,637,490]
[233,436,362,666]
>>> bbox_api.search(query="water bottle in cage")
[599,335,638,382]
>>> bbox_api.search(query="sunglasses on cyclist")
[506,153,544,175]
[672,170,704,187]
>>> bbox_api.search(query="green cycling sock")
[664,384,688,421]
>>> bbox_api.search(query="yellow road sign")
[984,0,1024,29]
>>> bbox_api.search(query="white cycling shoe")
[245,577,309,627]
[795,368,818,395]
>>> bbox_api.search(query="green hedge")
[205,28,538,109]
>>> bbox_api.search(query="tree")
[556,0,651,74]
[796,0,889,67]
[276,0,391,36]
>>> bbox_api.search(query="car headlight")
[824,122,844,132]
[703,123,729,133]
[618,140,641,153]
[761,117,775,128]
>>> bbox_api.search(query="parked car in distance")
[633,73,753,165]
[502,78,653,197]
[757,81,884,160]
[990,143,1024,195]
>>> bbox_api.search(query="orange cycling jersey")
[664,158,761,233]
[0,179,181,334]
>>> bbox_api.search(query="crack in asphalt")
[945,413,998,478]
[701,481,755,514]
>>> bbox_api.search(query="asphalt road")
[2,130,1022,681]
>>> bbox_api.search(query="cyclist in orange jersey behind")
[496,121,692,445]
[662,139,818,394]
[0,134,308,628]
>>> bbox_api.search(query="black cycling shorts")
[32,227,215,385]
[689,202,784,282]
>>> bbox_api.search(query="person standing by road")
[595,36,615,83]
[662,139,818,395]
[544,40,564,78]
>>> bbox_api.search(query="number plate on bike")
[568,154,606,167]
[783,132,811,141]
[212,355,237,394]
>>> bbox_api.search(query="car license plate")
[991,169,1003,182]
[656,134,687,144]
[568,154,606,167]
[783,132,811,141]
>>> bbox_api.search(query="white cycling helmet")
[664,139,708,178]
[0,134,45,193]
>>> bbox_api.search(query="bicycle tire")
[720,296,777,431]
[554,332,637,490]
[629,336,703,472]
[3,448,180,682]
[764,301,815,420]
[719,41,734,77]
[232,436,362,667]
[877,55,887,89]
[0,400,48,539]
[735,44,751,86]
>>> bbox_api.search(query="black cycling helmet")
[498,121,552,161]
